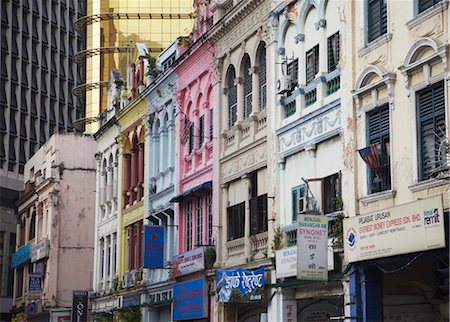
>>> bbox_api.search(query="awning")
[170,181,212,203]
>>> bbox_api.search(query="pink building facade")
[172,1,217,321]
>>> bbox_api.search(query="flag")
[358,144,382,177]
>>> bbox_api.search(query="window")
[258,46,267,111]
[196,196,202,246]
[29,213,36,240]
[209,109,213,141]
[186,201,193,251]
[286,58,298,93]
[243,55,252,119]
[417,81,446,181]
[16,267,24,297]
[188,123,194,154]
[199,115,204,147]
[126,221,143,271]
[227,66,237,128]
[284,101,296,118]
[227,202,245,241]
[367,105,391,193]
[250,194,268,235]
[100,238,105,278]
[292,185,306,222]
[367,0,387,43]
[207,191,213,245]
[418,0,442,13]
[306,45,319,84]
[328,32,340,73]
[322,173,342,214]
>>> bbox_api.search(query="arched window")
[154,120,160,173]
[163,114,169,168]
[29,212,36,240]
[242,55,252,119]
[258,45,267,111]
[227,66,237,128]
[101,158,107,205]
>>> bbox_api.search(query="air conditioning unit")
[122,272,130,289]
[276,75,292,95]
[117,295,123,308]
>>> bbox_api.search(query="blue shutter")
[368,0,387,42]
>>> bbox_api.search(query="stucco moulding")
[278,103,341,158]
[221,142,267,182]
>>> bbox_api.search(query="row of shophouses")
[10,0,450,321]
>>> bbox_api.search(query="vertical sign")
[28,273,43,293]
[283,300,297,322]
[173,279,208,320]
[143,225,164,268]
[71,290,88,322]
[297,214,328,281]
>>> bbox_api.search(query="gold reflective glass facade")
[79,0,194,132]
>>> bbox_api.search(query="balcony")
[250,231,268,259]
[222,110,267,156]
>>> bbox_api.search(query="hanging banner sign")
[215,266,265,302]
[71,290,88,322]
[344,195,445,263]
[143,225,164,268]
[173,279,208,321]
[173,247,205,277]
[297,215,328,281]
[28,273,43,293]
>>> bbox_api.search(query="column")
[158,127,164,175]
[100,170,106,205]
[108,235,113,282]
[113,161,118,199]
[102,237,108,287]
[220,184,229,263]
[243,175,251,259]
[111,233,116,278]
[138,143,144,200]
[168,118,175,168]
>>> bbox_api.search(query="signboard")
[71,290,88,322]
[283,300,297,322]
[143,226,164,268]
[276,243,335,279]
[344,195,445,263]
[11,243,31,268]
[120,293,141,308]
[173,247,205,277]
[297,215,328,281]
[28,273,43,293]
[31,239,50,263]
[216,266,265,302]
[173,279,208,321]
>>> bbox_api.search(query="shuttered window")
[418,0,442,14]
[250,194,268,235]
[292,185,306,222]
[286,58,298,94]
[227,202,245,241]
[417,81,446,180]
[199,115,204,147]
[227,66,237,128]
[243,55,252,119]
[323,173,343,214]
[367,104,391,193]
[258,46,267,111]
[209,108,213,141]
[306,45,319,84]
[196,196,203,246]
[328,32,340,73]
[367,0,387,43]
[188,123,194,154]
[186,201,193,251]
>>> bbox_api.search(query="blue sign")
[173,279,208,321]
[28,273,43,293]
[121,293,141,308]
[216,266,265,302]
[143,225,164,268]
[11,243,31,268]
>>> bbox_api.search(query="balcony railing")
[226,237,245,260]
[283,223,298,246]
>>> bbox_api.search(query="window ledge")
[358,33,393,57]
[406,1,449,29]
[408,179,448,192]
[359,190,396,205]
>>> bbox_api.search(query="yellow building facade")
[75,0,193,132]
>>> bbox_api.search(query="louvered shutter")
[417,81,446,180]
[368,0,387,42]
